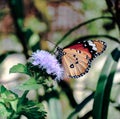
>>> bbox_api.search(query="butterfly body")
[57,40,107,79]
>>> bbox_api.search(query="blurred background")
[0,0,120,119]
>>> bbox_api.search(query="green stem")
[105,0,120,35]
[75,34,120,44]
[18,90,29,105]
[67,92,94,119]
[53,16,113,51]
[8,0,29,59]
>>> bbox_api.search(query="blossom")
[30,50,63,80]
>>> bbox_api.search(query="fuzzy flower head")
[30,50,63,80]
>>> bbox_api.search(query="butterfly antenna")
[46,39,55,45]
[45,40,58,53]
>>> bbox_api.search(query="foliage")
[0,0,120,119]
[0,85,46,119]
[93,47,120,119]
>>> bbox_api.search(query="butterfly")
[57,40,107,79]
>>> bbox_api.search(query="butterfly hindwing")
[58,40,107,78]
[61,48,91,78]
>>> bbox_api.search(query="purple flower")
[29,50,63,80]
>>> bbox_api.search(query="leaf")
[20,99,47,119]
[17,78,41,91]
[0,85,18,101]
[93,47,120,119]
[0,85,19,115]
[8,92,47,119]
[9,63,30,75]
[58,80,77,108]
[29,33,40,51]
[0,102,11,118]
[67,92,94,119]
[48,97,62,119]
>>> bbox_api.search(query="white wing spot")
[92,46,97,51]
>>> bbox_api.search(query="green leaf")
[20,99,47,119]
[67,92,94,119]
[8,92,47,119]
[0,102,11,118]
[17,78,41,91]
[48,97,62,119]
[0,85,18,101]
[93,47,120,119]
[29,33,40,51]
[9,63,29,75]
[58,80,77,108]
[0,85,19,116]
[10,99,18,112]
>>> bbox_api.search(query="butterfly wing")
[62,48,91,78]
[91,40,106,55]
[59,40,107,78]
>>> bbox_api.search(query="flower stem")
[52,16,113,51]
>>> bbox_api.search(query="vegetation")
[0,0,120,119]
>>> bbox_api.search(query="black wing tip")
[91,40,107,60]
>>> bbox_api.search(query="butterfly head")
[56,47,66,56]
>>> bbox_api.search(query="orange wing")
[62,48,91,78]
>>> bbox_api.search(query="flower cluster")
[30,50,63,80]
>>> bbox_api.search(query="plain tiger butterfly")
[57,40,107,79]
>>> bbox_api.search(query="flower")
[30,50,63,80]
